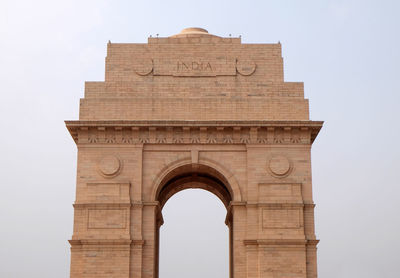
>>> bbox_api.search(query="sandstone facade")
[66,27,322,278]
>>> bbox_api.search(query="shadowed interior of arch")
[158,172,232,209]
[156,164,233,209]
[155,164,234,278]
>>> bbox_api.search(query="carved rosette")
[267,155,292,178]
[97,155,122,178]
[236,59,256,76]
[133,58,153,76]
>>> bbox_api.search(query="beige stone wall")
[67,28,322,278]
[79,31,308,121]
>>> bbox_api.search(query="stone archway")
[66,27,323,278]
[153,163,235,278]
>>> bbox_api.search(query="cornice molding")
[69,239,145,247]
[243,239,319,246]
[65,120,323,126]
[73,203,131,209]
[65,120,323,145]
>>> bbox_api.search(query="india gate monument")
[66,27,323,278]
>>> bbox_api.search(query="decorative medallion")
[134,58,153,76]
[236,59,256,76]
[98,155,121,178]
[268,155,291,177]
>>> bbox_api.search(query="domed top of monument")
[170,27,220,38]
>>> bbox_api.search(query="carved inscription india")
[134,57,257,77]
[177,61,213,72]
[174,60,216,76]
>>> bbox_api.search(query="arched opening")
[160,189,228,278]
[154,163,234,278]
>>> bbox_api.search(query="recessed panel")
[88,209,127,229]
[262,209,301,229]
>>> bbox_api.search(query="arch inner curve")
[156,163,233,211]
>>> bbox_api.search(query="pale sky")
[0,0,399,277]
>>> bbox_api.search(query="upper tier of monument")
[80,28,310,121]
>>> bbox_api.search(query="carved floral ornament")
[97,155,122,178]
[236,59,256,76]
[267,155,292,178]
[66,121,322,145]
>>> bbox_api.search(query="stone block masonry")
[66,27,322,278]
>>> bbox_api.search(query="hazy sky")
[1,0,399,277]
